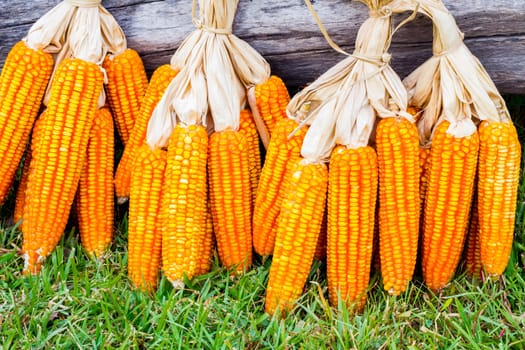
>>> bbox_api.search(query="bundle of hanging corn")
[126,0,290,292]
[0,0,148,274]
[113,2,291,206]
[262,0,420,315]
[403,0,521,290]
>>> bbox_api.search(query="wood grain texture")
[0,0,524,93]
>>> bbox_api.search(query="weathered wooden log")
[1,0,524,93]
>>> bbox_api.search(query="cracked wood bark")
[0,0,524,93]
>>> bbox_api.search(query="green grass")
[1,96,525,349]
[0,220,524,349]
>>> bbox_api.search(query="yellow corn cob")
[194,209,215,276]
[22,58,104,274]
[415,147,432,276]
[477,121,521,277]
[162,124,208,286]
[0,41,53,205]
[208,129,252,271]
[419,147,431,213]
[371,206,381,274]
[239,109,261,206]
[253,118,308,257]
[13,114,45,223]
[327,146,377,310]
[265,159,328,315]
[254,75,290,135]
[13,149,32,224]
[77,107,115,257]
[314,209,327,261]
[114,64,178,202]
[376,117,420,295]
[128,145,167,292]
[422,121,479,291]
[419,148,431,244]
[103,49,148,145]
[464,194,481,277]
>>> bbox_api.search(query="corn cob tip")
[22,251,45,275]
[87,249,110,261]
[387,287,399,296]
[171,280,185,290]
[117,197,129,205]
[259,255,269,264]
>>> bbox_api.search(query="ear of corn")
[376,117,420,295]
[128,145,167,292]
[477,121,521,277]
[253,118,308,257]
[22,58,104,274]
[14,114,45,224]
[327,146,377,310]
[371,205,381,274]
[194,209,215,277]
[239,109,261,207]
[314,209,327,261]
[103,49,148,145]
[114,64,178,202]
[419,147,431,216]
[415,146,432,276]
[265,159,328,315]
[0,41,53,206]
[254,75,290,135]
[464,193,482,277]
[422,121,479,291]
[76,107,115,258]
[208,129,253,272]
[13,148,32,224]
[162,124,208,286]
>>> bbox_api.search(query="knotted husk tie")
[146,0,270,149]
[287,0,416,162]
[403,0,509,146]
[23,0,126,106]
[65,0,101,7]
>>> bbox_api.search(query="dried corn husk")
[403,0,510,145]
[287,0,415,161]
[25,0,125,63]
[146,0,270,148]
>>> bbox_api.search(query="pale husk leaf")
[67,7,105,64]
[204,35,246,132]
[300,98,339,162]
[334,79,376,150]
[24,2,75,53]
[99,6,127,57]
